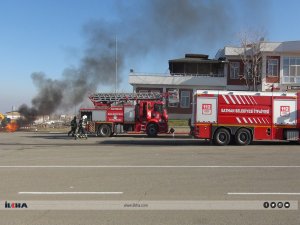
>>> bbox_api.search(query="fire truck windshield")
[154,104,163,114]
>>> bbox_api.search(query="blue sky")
[0,0,299,113]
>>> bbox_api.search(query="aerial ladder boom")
[89,92,166,106]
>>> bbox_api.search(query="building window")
[283,57,300,83]
[243,63,252,79]
[180,91,190,108]
[230,62,240,79]
[267,58,279,77]
[168,89,178,108]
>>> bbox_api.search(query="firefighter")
[68,116,77,137]
[76,115,88,138]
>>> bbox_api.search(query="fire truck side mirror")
[188,118,191,126]
[146,103,152,120]
[163,109,168,120]
[147,110,152,120]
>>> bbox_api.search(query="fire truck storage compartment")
[107,107,124,123]
[113,124,134,134]
[80,111,92,121]
[124,105,135,122]
[273,99,297,125]
[92,110,106,121]
[114,124,124,134]
[198,124,211,139]
[196,97,217,123]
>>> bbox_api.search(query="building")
[216,41,300,92]
[129,54,227,119]
[5,111,21,120]
[129,41,300,119]
[34,115,50,124]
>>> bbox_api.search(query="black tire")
[146,123,158,137]
[213,128,231,146]
[235,128,252,145]
[97,124,112,137]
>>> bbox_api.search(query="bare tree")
[236,30,265,91]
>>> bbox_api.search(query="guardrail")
[129,72,224,78]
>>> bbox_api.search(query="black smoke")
[18,104,38,124]
[19,0,267,120]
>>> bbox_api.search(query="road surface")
[0,132,299,225]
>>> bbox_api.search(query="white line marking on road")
[228,192,300,195]
[18,192,123,195]
[1,165,300,168]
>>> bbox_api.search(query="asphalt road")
[0,131,300,225]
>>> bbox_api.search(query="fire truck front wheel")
[235,128,252,145]
[213,128,231,146]
[146,123,158,137]
[97,124,112,137]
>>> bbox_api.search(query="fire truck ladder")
[89,92,163,105]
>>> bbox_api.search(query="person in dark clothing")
[79,115,87,134]
[77,118,83,134]
[75,115,87,139]
[68,116,77,137]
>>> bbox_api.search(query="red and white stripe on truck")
[192,90,300,145]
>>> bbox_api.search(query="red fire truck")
[191,90,300,145]
[79,92,173,137]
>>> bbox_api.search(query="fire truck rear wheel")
[147,124,158,137]
[214,128,231,146]
[235,128,252,145]
[98,124,112,137]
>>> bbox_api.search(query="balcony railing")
[170,73,224,77]
[129,72,224,78]
[129,72,227,87]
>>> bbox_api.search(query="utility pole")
[115,36,118,93]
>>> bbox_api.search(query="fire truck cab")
[191,90,300,145]
[80,92,170,137]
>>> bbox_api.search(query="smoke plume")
[18,104,38,124]
[19,0,265,120]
